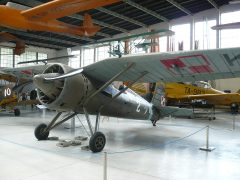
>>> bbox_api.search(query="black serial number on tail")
[184,87,205,95]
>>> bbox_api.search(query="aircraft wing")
[21,0,120,21]
[1,65,49,82]
[174,93,240,105]
[83,47,240,83]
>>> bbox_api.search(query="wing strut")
[83,62,135,106]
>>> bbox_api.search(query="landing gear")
[34,112,75,141]
[89,132,106,153]
[34,110,106,153]
[83,108,106,152]
[14,108,20,116]
[34,123,49,140]
[231,103,239,114]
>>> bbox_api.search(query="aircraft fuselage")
[34,64,153,121]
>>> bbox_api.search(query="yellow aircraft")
[165,81,240,111]
[0,75,39,116]
[131,81,240,112]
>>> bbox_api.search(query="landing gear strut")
[34,112,76,140]
[83,108,106,152]
[34,110,106,153]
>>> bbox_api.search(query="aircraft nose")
[33,73,63,99]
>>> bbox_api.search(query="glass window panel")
[15,51,36,67]
[221,10,240,48]
[69,50,80,68]
[96,46,110,61]
[1,48,13,67]
[171,24,191,51]
[195,19,216,49]
[159,36,167,52]
[83,48,94,66]
[38,53,47,60]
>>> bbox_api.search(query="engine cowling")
[34,64,93,111]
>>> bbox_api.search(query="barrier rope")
[107,126,207,155]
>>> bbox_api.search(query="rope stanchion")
[233,114,236,130]
[107,126,208,155]
[199,125,215,152]
[103,152,107,180]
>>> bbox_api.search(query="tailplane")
[150,82,193,124]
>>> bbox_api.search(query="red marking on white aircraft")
[161,54,213,75]
[21,70,32,75]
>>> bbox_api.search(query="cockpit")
[179,81,212,89]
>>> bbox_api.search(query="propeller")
[44,68,84,81]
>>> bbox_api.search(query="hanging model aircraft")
[92,29,174,58]
[0,0,120,36]
[212,22,240,30]
[2,47,240,152]
[165,81,240,111]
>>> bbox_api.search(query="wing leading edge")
[83,47,240,83]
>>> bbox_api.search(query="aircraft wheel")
[34,123,49,140]
[89,132,106,153]
[14,108,20,116]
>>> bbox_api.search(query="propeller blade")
[44,68,84,81]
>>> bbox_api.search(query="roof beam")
[166,0,192,16]
[70,14,128,33]
[207,0,219,10]
[96,32,112,38]
[2,29,81,46]
[0,0,8,5]
[96,7,147,28]
[121,0,169,22]
[25,41,65,50]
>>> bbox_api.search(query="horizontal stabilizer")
[159,106,193,118]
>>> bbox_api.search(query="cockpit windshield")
[193,81,211,89]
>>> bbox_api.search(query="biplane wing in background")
[0,0,120,36]
[212,22,240,30]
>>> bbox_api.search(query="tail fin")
[151,82,193,119]
[151,82,166,108]
[82,14,100,36]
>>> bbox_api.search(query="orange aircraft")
[0,0,120,36]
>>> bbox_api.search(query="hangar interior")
[0,0,240,180]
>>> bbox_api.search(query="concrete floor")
[0,108,240,180]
